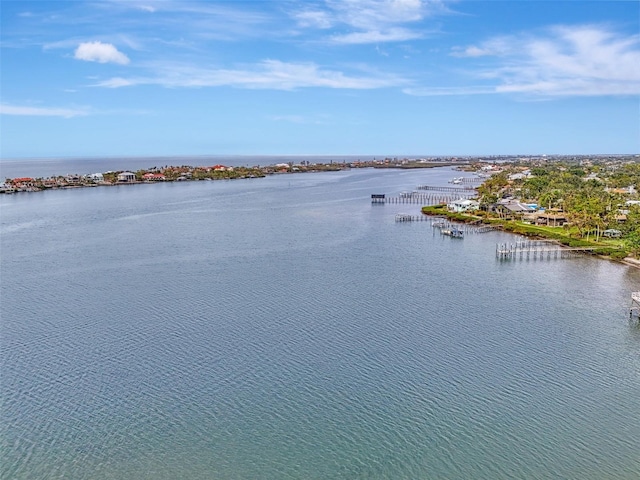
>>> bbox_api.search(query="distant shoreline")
[1,159,468,194]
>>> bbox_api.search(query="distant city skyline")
[1,0,639,158]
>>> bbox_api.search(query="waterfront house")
[117,172,136,182]
[0,183,16,193]
[11,177,34,186]
[66,174,81,184]
[447,198,480,213]
[534,210,568,227]
[86,173,104,183]
[11,178,36,191]
[41,179,60,189]
[142,173,166,181]
[493,199,534,220]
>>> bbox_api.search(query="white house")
[117,171,136,182]
[86,173,104,182]
[447,198,479,213]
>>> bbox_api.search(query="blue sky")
[1,0,639,158]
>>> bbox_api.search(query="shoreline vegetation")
[421,155,640,267]
[3,153,640,265]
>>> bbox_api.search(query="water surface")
[1,167,639,479]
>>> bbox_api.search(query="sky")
[1,0,639,158]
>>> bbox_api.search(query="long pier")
[496,240,597,260]
[387,193,474,204]
[459,177,484,184]
[373,193,475,205]
[416,185,477,192]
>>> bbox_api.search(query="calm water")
[1,166,639,479]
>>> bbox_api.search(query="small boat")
[442,227,464,238]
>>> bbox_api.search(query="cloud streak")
[94,59,407,90]
[0,104,90,118]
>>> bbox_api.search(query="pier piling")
[630,292,640,320]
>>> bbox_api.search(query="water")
[1,166,639,479]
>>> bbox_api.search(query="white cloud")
[444,25,640,97]
[97,77,136,88]
[330,0,427,30]
[0,104,89,118]
[74,41,130,65]
[450,45,492,58]
[93,59,407,90]
[294,10,333,29]
[450,37,514,58]
[293,0,447,44]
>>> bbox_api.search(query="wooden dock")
[459,177,484,184]
[395,215,501,234]
[373,192,475,205]
[496,241,597,260]
[416,185,477,193]
[432,221,501,234]
[395,214,429,222]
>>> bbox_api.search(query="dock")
[431,219,500,234]
[416,185,477,193]
[631,292,640,319]
[395,215,501,235]
[395,214,429,222]
[496,240,597,260]
[373,192,475,205]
